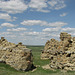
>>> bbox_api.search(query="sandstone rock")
[41,32,75,71]
[42,64,51,70]
[0,37,34,71]
[60,32,71,41]
[41,39,60,59]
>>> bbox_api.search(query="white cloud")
[18,31,61,45]
[0,0,28,14]
[0,0,66,14]
[34,9,50,13]
[27,31,40,36]
[0,13,11,21]
[1,23,17,27]
[20,31,60,39]
[48,0,66,10]
[48,0,57,7]
[21,20,67,27]
[0,13,17,21]
[21,31,40,36]
[0,32,16,39]
[5,35,16,38]
[48,22,67,27]
[0,32,12,35]
[29,0,47,9]
[62,27,75,32]
[42,27,61,32]
[21,20,47,26]
[60,13,67,17]
[0,33,16,39]
[13,17,17,21]
[1,28,74,45]
[0,0,69,45]
[7,27,27,31]
[29,0,49,12]
[29,0,66,12]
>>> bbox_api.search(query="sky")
[0,0,75,45]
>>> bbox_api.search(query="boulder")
[0,37,34,71]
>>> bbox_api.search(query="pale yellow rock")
[0,37,34,71]
[41,32,75,71]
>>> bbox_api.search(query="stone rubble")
[41,32,75,71]
[0,37,34,71]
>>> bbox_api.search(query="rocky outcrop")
[0,37,34,71]
[41,32,75,71]
[41,39,60,59]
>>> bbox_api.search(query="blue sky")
[0,0,75,45]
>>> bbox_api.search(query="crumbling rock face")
[60,32,71,41]
[0,37,33,71]
[41,39,60,59]
[41,32,75,71]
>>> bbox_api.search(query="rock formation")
[41,39,60,59]
[41,32,75,71]
[0,37,34,71]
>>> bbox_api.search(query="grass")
[0,46,75,75]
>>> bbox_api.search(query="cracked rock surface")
[41,32,75,71]
[0,37,34,71]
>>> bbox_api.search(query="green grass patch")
[0,46,75,75]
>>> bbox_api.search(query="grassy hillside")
[0,46,75,75]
